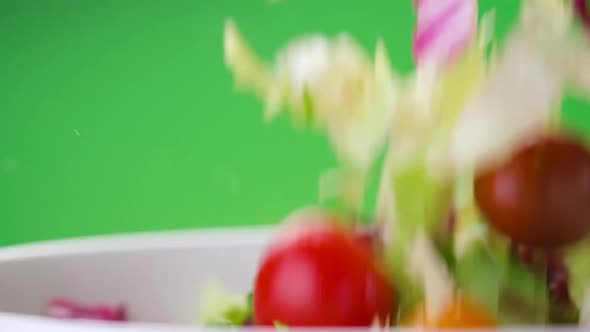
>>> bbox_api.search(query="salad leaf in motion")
[200,282,251,326]
[564,240,590,317]
[273,321,289,331]
[451,0,590,173]
[224,20,400,214]
[378,6,492,317]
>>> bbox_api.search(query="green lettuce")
[564,240,590,311]
[452,171,548,324]
[200,283,251,326]
[382,160,452,316]
[454,236,549,324]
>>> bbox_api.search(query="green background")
[0,0,588,246]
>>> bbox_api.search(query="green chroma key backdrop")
[1,0,589,246]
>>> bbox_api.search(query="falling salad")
[204,0,590,328]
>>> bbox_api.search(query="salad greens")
[224,21,398,216]
[565,240,590,313]
[200,282,251,326]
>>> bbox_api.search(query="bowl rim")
[0,312,583,332]
[0,226,274,263]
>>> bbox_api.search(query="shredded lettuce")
[224,20,398,174]
[379,9,494,318]
[224,21,400,214]
[200,283,251,326]
[454,236,549,324]
[582,288,590,325]
[273,321,289,331]
[382,159,452,312]
[438,38,488,131]
[498,254,549,325]
[246,292,254,319]
[564,240,590,310]
[452,175,501,318]
[318,168,367,217]
[451,0,590,172]
[390,162,451,238]
[454,244,501,314]
[223,19,272,102]
[409,231,455,321]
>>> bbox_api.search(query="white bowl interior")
[0,227,271,325]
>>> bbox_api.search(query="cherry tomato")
[475,135,590,248]
[403,296,497,328]
[253,223,395,326]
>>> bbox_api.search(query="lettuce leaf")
[382,160,452,316]
[500,251,549,324]
[223,19,272,102]
[273,321,289,331]
[438,36,488,130]
[454,237,549,325]
[451,0,590,172]
[564,240,590,310]
[200,283,251,326]
[224,21,400,216]
[379,10,492,315]
[224,20,399,175]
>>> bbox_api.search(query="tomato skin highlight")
[403,296,497,328]
[475,135,590,249]
[253,224,395,326]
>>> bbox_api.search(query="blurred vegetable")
[452,173,550,324]
[451,0,590,172]
[403,295,497,328]
[47,298,126,322]
[475,135,590,249]
[200,283,251,326]
[565,240,590,313]
[217,0,590,328]
[413,0,478,68]
[254,222,395,326]
[224,20,398,177]
[498,249,550,324]
[378,8,492,317]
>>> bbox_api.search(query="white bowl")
[0,227,582,332]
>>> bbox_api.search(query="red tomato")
[253,223,395,326]
[403,296,497,328]
[475,135,590,248]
